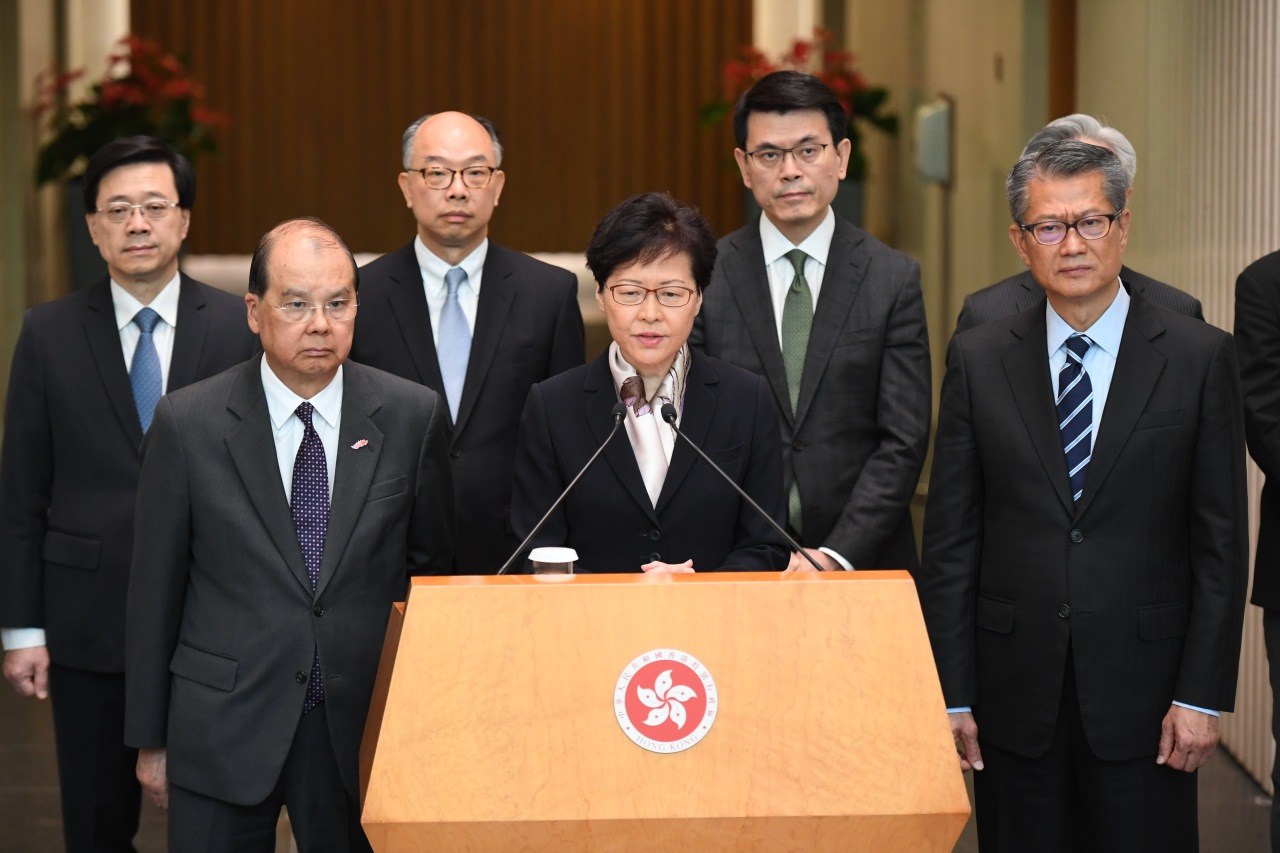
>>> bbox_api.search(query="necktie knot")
[295,401,315,426]
[1065,334,1092,361]
[133,307,161,335]
[784,249,808,289]
[445,267,467,296]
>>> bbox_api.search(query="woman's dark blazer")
[511,350,790,573]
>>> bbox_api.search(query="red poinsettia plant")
[702,29,897,182]
[33,34,228,186]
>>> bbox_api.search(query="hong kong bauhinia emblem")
[615,649,718,754]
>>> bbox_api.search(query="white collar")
[413,236,489,296]
[260,356,344,431]
[1045,277,1130,359]
[111,272,181,331]
[758,207,836,266]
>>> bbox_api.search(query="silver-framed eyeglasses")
[744,143,830,170]
[268,299,359,323]
[94,199,180,223]
[607,284,696,307]
[405,165,498,190]
[1019,212,1123,246]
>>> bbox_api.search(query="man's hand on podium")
[785,548,838,572]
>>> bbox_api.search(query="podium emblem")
[615,649,718,753]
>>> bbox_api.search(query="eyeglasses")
[268,299,359,323]
[744,143,830,170]
[1019,212,1123,246]
[94,199,180,223]
[405,165,498,190]
[607,285,696,307]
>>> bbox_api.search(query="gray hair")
[400,113,504,169]
[1022,114,1137,187]
[1006,140,1129,224]
[248,217,358,297]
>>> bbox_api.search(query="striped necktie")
[1056,334,1093,503]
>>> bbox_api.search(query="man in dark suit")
[352,111,584,574]
[689,70,930,573]
[1233,247,1280,852]
[0,136,255,852]
[125,218,454,851]
[916,141,1248,851]
[956,114,1202,333]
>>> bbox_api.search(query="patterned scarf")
[608,343,691,506]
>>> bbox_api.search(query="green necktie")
[780,248,811,534]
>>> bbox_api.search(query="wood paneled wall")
[131,0,750,255]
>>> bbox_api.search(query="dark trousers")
[974,657,1199,853]
[48,664,143,853]
[168,703,371,853]
[1263,608,1280,852]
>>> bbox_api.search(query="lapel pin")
[350,439,369,450]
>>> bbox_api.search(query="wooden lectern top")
[361,571,969,852]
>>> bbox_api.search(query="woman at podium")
[511,192,790,574]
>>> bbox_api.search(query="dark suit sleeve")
[953,294,979,337]
[825,259,931,566]
[509,384,565,564]
[124,396,191,748]
[719,377,789,572]
[1236,260,1280,478]
[1175,334,1249,711]
[0,317,53,628]
[407,393,456,576]
[547,274,587,376]
[915,335,983,708]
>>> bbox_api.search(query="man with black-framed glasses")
[0,135,255,851]
[691,70,931,576]
[917,140,1247,851]
[353,111,584,574]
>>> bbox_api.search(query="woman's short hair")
[585,192,718,292]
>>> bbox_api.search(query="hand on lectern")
[949,711,984,772]
[641,559,694,574]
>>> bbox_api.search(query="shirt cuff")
[1172,701,1219,717]
[1,628,47,651]
[947,706,972,714]
[818,547,855,571]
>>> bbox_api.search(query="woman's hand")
[641,559,695,574]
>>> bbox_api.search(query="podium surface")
[361,571,969,851]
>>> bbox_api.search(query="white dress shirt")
[414,236,487,341]
[260,358,342,502]
[2,274,182,652]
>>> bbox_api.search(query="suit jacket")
[123,357,454,805]
[916,294,1248,761]
[352,242,584,573]
[0,275,256,672]
[955,265,1203,334]
[511,352,789,573]
[689,216,931,570]
[1235,248,1280,609]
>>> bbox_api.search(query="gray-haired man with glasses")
[352,111,584,574]
[955,114,1202,333]
[0,135,255,851]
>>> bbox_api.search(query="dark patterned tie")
[780,249,811,533]
[291,402,328,711]
[1056,335,1094,503]
[130,308,162,433]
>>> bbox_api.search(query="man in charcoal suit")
[125,218,454,850]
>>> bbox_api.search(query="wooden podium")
[360,571,970,851]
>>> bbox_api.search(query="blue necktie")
[130,308,162,434]
[291,402,328,712]
[1056,335,1094,503]
[438,267,471,423]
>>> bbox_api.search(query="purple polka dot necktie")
[292,402,328,711]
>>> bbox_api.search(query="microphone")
[497,401,628,575]
[660,403,825,572]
